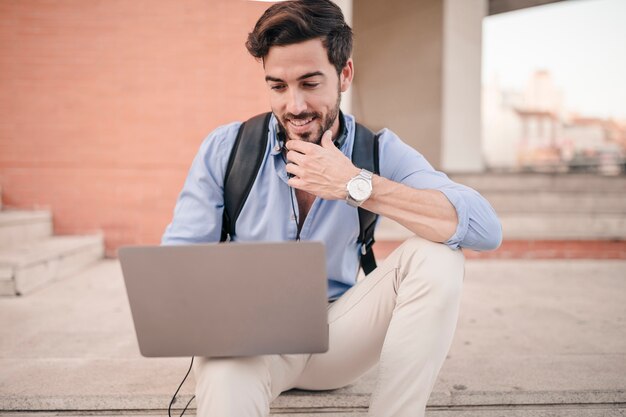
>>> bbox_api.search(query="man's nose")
[286,90,307,115]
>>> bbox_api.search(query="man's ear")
[340,59,354,92]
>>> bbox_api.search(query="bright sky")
[483,0,626,120]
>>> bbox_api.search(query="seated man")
[161,1,502,416]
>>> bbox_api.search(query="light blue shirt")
[162,113,502,299]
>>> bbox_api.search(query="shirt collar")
[335,111,348,150]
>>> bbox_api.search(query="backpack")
[220,112,380,275]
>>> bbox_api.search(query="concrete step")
[1,405,625,416]
[450,173,626,193]
[0,235,104,296]
[375,174,626,241]
[0,210,53,248]
[1,260,624,415]
[377,213,626,241]
[500,213,626,239]
[1,358,624,415]
[483,190,626,214]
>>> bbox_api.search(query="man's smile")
[284,114,320,137]
[288,117,315,127]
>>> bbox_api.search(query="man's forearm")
[361,175,458,244]
[283,133,459,244]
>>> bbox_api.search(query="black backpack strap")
[353,123,381,276]
[220,112,272,241]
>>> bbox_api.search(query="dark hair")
[246,0,353,74]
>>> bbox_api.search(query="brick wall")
[0,0,271,256]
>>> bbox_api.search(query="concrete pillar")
[441,0,486,171]
[335,0,353,114]
[352,0,486,172]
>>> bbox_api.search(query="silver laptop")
[119,241,329,357]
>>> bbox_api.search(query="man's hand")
[285,130,360,200]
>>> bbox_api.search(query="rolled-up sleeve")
[161,122,241,245]
[378,128,502,251]
[438,185,502,250]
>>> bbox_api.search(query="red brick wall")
[0,0,271,256]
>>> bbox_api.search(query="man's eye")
[271,85,286,91]
[303,83,319,88]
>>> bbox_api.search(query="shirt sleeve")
[377,128,502,251]
[161,122,242,245]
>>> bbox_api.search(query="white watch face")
[348,177,372,201]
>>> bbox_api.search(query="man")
[162,1,502,416]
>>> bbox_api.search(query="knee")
[193,356,271,416]
[194,356,270,393]
[397,236,465,299]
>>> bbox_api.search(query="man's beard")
[276,89,341,145]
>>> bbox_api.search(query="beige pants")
[193,236,465,417]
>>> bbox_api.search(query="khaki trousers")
[193,236,465,417]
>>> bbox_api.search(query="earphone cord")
[168,356,195,417]
[281,147,300,241]
[289,187,300,241]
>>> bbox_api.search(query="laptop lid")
[119,241,328,357]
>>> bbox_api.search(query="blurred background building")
[484,70,626,174]
[482,0,626,173]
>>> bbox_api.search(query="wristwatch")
[346,169,373,207]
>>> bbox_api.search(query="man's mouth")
[287,116,315,128]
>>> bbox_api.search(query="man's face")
[263,38,353,144]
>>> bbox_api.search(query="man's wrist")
[346,169,373,207]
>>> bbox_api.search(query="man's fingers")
[286,150,305,165]
[321,130,333,148]
[285,162,303,178]
[287,176,305,190]
[285,139,317,153]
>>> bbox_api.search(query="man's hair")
[246,0,353,74]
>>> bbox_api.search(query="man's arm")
[362,178,457,243]
[161,122,241,245]
[285,129,502,251]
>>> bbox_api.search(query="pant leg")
[193,236,464,417]
[294,236,465,417]
[194,352,314,417]
[193,356,271,417]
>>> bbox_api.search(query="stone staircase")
[2,258,624,416]
[0,185,104,296]
[376,172,626,244]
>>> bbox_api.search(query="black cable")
[289,186,301,241]
[168,356,195,417]
[179,393,196,416]
[280,144,300,240]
